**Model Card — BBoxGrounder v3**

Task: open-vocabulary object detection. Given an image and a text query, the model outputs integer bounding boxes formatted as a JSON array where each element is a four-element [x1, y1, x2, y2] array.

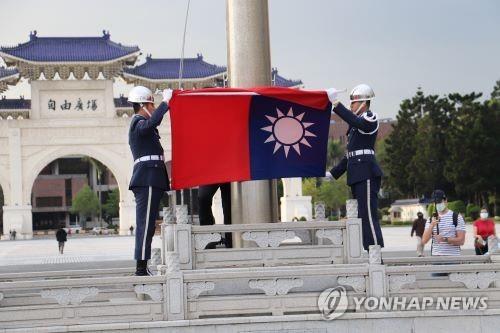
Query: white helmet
[[350, 84, 375, 102], [127, 86, 155, 104]]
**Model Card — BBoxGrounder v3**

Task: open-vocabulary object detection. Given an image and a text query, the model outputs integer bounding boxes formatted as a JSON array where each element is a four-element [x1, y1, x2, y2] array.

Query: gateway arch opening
[[31, 156, 120, 232]]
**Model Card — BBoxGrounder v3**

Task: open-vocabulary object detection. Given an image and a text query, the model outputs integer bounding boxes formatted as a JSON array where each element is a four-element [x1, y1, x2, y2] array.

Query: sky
[[0, 0, 499, 118]]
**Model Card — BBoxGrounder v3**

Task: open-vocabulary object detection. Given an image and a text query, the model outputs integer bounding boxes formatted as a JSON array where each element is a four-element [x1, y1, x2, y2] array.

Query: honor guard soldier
[[326, 84, 384, 251], [128, 86, 172, 276]]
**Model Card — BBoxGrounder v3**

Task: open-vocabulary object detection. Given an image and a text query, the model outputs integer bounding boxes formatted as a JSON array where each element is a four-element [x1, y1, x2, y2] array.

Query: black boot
[[135, 260, 152, 276]]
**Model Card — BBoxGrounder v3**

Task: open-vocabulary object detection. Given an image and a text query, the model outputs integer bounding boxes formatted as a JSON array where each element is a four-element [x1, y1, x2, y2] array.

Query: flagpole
[[226, 0, 279, 247], [177, 0, 191, 216]]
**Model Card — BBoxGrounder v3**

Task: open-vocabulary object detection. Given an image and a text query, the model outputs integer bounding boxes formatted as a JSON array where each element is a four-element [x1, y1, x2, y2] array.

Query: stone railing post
[[345, 199, 363, 263], [163, 252, 185, 320], [368, 245, 387, 297], [161, 206, 193, 270], [175, 205, 193, 270]]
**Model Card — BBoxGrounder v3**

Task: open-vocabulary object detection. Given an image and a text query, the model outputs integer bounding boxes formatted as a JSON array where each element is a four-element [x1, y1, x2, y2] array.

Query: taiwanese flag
[[169, 87, 331, 189]]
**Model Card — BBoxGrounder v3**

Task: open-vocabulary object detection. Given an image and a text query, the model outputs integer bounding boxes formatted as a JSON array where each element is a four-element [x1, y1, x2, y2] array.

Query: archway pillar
[[2, 127, 34, 239], [119, 198, 136, 235], [1, 205, 33, 240]]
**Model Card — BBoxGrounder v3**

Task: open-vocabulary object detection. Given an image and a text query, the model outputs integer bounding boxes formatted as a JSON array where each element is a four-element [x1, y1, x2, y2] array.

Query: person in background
[[422, 190, 466, 256], [411, 212, 426, 257], [473, 208, 496, 255], [198, 183, 232, 249], [56, 228, 68, 254]]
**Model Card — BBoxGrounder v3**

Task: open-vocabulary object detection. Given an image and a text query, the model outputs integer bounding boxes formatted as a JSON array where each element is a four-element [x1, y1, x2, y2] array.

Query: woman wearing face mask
[[472, 208, 496, 255]]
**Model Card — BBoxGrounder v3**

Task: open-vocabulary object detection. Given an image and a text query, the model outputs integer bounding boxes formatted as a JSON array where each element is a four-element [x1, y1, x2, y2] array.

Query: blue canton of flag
[[249, 95, 331, 180]]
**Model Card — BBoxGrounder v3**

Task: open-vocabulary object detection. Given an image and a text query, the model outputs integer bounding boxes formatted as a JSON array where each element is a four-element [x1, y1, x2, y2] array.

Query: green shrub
[[466, 203, 481, 219], [392, 220, 412, 226], [447, 200, 466, 214], [427, 203, 436, 217]]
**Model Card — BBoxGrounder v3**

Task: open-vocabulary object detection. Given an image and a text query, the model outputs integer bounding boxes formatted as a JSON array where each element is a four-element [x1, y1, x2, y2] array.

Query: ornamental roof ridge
[[272, 68, 303, 88], [123, 54, 227, 80], [0, 30, 140, 63], [0, 67, 19, 78]]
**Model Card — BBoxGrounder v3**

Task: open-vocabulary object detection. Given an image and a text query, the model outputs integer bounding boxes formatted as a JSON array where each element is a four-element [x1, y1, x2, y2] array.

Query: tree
[[444, 92, 488, 202], [384, 82, 499, 214], [102, 188, 119, 222], [71, 185, 100, 225], [384, 89, 424, 197], [303, 178, 319, 201], [326, 139, 345, 170], [491, 80, 500, 101], [317, 175, 350, 216], [407, 94, 456, 198], [447, 200, 466, 215], [303, 176, 350, 218], [81, 157, 107, 223]]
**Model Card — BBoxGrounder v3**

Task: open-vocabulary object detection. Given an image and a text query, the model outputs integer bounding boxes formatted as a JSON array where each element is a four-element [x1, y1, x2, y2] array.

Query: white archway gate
[[0, 79, 173, 239]]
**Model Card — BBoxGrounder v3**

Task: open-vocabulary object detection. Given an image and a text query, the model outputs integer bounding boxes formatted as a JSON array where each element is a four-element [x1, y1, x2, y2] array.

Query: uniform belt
[[134, 155, 164, 165], [347, 149, 375, 158]]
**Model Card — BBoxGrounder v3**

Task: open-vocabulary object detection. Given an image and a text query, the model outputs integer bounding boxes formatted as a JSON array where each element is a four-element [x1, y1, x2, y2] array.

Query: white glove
[[325, 88, 341, 105], [325, 171, 333, 180], [162, 88, 173, 103]]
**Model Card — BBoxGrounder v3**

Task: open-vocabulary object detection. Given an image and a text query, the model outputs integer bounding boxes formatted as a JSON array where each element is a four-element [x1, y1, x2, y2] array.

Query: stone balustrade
[[2, 200, 500, 331], [160, 218, 365, 270]]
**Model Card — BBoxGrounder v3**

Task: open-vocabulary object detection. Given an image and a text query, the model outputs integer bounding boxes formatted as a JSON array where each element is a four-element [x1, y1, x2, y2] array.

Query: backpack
[[452, 211, 459, 227]]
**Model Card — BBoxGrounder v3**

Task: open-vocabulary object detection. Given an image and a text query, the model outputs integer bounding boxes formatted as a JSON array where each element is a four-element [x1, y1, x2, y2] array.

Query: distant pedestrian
[[9, 230, 12, 240], [56, 228, 67, 254], [129, 225, 134, 236], [11, 229, 16, 240], [473, 208, 496, 255], [411, 212, 426, 257]]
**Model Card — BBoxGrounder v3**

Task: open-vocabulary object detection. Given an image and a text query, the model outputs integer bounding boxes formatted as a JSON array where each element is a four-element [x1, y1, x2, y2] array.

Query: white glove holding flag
[[325, 171, 333, 180], [325, 88, 344, 106], [162, 88, 173, 104]]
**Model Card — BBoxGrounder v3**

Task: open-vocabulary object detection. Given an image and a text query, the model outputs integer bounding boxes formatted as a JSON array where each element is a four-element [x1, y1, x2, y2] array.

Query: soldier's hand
[[325, 88, 341, 105], [325, 171, 333, 180], [162, 89, 173, 104]]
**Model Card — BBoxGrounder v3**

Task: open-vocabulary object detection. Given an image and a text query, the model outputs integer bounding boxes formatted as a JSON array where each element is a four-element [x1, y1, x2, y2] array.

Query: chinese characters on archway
[[48, 98, 98, 111]]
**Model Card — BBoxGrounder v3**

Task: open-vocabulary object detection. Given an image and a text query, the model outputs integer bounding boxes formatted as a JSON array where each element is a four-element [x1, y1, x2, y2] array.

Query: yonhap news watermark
[[318, 286, 488, 320]]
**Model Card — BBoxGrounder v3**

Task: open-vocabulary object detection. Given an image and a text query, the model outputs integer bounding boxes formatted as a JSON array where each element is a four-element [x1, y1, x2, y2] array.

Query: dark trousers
[[198, 183, 232, 248], [351, 177, 384, 250], [133, 186, 164, 260], [475, 244, 488, 255], [58, 241, 65, 254]]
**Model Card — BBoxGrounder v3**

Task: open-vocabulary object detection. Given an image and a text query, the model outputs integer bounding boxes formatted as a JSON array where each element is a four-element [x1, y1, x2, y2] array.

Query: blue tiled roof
[[272, 68, 302, 88], [0, 31, 139, 63], [123, 54, 226, 80], [0, 97, 31, 109], [0, 67, 19, 80]]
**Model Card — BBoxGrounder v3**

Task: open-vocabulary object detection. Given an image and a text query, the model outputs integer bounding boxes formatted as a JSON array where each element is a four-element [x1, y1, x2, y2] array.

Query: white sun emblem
[[261, 107, 316, 158]]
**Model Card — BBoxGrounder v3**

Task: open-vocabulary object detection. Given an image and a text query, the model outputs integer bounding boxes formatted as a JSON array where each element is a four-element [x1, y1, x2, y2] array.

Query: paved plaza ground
[[0, 225, 481, 273]]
